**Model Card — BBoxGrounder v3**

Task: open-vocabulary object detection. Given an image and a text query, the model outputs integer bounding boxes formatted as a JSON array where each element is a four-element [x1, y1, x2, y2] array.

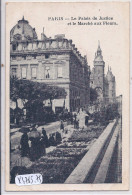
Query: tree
[[10, 77, 67, 105], [10, 77, 20, 109], [90, 87, 98, 104], [10, 77, 67, 123]]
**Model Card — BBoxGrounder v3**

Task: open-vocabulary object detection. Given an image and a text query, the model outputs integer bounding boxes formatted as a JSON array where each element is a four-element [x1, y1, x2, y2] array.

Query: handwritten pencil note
[[15, 174, 43, 186]]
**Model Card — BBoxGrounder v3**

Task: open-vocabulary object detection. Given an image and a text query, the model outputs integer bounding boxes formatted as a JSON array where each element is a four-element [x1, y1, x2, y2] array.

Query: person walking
[[42, 127, 46, 135], [85, 114, 89, 126], [39, 128, 49, 156], [42, 130, 50, 148], [28, 127, 41, 161], [77, 108, 86, 130], [20, 132, 29, 157], [73, 113, 77, 128], [49, 134, 56, 146], [39, 138, 46, 156], [60, 120, 64, 132], [55, 131, 62, 145], [29, 137, 40, 161]]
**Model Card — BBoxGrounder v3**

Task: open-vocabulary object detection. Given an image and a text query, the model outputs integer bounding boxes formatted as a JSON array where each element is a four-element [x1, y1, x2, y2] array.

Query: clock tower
[[93, 41, 105, 102]]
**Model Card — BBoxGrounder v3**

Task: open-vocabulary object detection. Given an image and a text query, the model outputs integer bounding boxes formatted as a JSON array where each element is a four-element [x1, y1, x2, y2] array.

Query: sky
[[6, 2, 129, 96]]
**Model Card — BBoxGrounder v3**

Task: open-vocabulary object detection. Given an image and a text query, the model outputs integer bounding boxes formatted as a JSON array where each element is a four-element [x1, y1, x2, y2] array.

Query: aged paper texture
[[6, 2, 129, 191]]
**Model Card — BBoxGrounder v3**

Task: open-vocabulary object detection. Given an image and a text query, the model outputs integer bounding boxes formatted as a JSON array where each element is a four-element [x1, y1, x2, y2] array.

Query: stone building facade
[[90, 42, 116, 104], [10, 17, 90, 112]]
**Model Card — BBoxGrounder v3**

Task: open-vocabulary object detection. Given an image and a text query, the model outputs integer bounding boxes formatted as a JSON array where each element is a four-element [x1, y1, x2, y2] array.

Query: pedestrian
[[20, 132, 29, 157], [42, 127, 46, 136], [70, 112, 73, 125], [77, 108, 86, 130], [39, 137, 46, 156], [41, 128, 49, 147], [29, 137, 40, 161], [55, 131, 62, 144], [49, 134, 56, 146], [28, 125, 41, 161], [60, 120, 64, 132], [76, 119, 79, 129], [85, 114, 89, 126], [73, 113, 77, 128]]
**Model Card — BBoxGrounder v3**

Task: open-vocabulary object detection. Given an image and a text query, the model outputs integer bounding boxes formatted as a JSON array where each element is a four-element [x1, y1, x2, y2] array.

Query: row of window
[[71, 67, 89, 83], [11, 54, 50, 59], [11, 66, 63, 79]]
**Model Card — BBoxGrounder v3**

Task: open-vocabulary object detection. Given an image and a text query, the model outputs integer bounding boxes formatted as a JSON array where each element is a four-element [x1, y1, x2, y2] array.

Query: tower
[[93, 41, 105, 102], [106, 67, 116, 103]]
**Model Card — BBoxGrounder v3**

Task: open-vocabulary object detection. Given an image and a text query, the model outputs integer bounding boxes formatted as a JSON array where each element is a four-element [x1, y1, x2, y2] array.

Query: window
[[21, 67, 27, 79], [45, 54, 49, 59], [12, 68, 17, 77], [45, 67, 50, 78], [12, 56, 16, 60], [57, 67, 63, 78], [31, 67, 37, 79], [27, 35, 32, 41], [14, 33, 22, 41]]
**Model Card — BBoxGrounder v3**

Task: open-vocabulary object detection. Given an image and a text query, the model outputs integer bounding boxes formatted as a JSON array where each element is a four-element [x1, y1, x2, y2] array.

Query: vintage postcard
[[5, 1, 129, 191]]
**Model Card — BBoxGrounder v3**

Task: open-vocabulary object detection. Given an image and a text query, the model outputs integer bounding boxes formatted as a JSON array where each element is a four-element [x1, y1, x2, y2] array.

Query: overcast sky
[[6, 2, 129, 96]]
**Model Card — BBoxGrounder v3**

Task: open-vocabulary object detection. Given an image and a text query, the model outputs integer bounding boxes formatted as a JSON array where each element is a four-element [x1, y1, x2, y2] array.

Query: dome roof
[[10, 16, 38, 42]]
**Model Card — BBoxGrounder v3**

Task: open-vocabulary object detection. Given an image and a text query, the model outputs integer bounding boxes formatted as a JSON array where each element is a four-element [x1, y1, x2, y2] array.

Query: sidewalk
[[10, 121, 62, 134], [11, 120, 93, 134]]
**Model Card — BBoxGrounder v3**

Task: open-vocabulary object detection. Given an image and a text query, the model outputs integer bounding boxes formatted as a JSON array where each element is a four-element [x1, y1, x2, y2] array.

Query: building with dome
[[90, 42, 116, 104], [10, 16, 38, 42], [10, 17, 91, 112]]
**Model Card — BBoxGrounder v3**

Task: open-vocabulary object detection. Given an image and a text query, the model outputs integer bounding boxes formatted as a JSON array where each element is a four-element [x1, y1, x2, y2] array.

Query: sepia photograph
[[5, 2, 129, 191]]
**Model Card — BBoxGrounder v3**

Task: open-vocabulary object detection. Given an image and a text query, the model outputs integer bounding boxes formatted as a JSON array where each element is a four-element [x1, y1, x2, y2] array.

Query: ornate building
[[10, 17, 90, 112], [90, 42, 116, 104]]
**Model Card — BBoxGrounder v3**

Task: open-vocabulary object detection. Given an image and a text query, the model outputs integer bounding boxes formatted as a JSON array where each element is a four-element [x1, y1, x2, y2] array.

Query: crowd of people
[[19, 108, 89, 161], [20, 125, 62, 161]]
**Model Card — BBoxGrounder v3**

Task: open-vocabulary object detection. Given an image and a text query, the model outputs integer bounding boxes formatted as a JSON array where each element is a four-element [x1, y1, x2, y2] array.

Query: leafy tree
[[10, 77, 67, 123], [10, 77, 66, 105], [10, 77, 20, 108], [10, 77, 35, 107], [93, 103, 120, 125]]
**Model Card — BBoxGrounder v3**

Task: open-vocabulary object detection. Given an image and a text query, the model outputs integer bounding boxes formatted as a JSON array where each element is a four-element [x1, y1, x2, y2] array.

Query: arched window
[[14, 34, 22, 41]]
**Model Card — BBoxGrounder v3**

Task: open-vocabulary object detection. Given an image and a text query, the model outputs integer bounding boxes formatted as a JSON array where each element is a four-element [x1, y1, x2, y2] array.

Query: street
[[11, 121, 67, 150]]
